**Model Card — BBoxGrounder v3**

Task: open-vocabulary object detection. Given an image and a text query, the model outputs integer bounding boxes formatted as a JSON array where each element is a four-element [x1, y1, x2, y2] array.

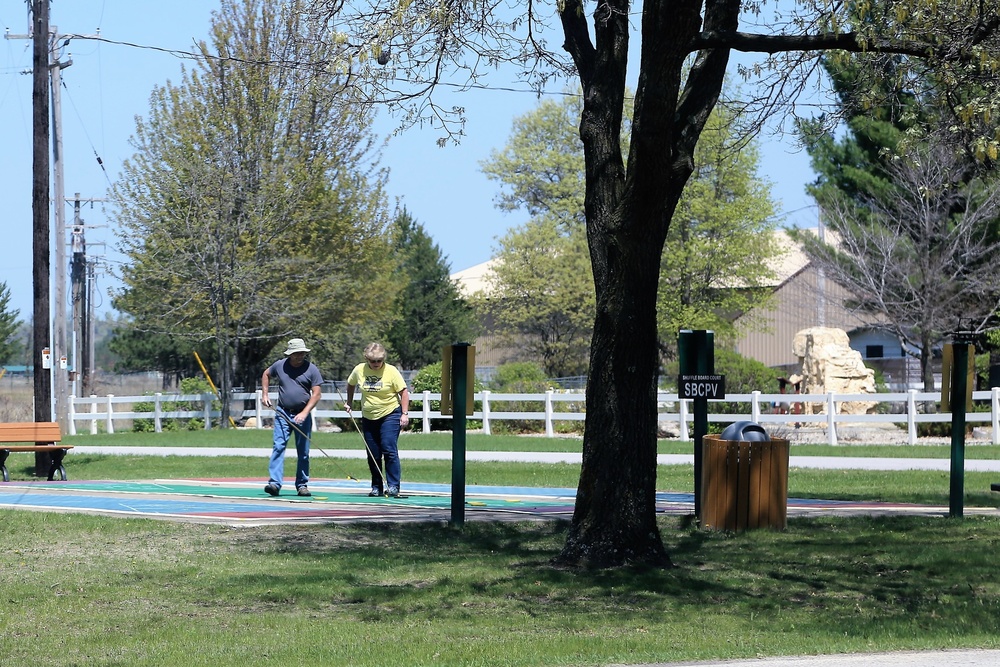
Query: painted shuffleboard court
[[3, 477, 996, 525]]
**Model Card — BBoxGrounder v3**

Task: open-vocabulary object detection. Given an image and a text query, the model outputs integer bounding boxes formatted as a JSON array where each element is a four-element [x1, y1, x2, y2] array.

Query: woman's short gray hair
[[364, 342, 386, 362]]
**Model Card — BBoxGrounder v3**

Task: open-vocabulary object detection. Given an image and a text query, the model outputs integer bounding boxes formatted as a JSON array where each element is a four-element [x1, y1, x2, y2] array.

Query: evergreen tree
[[384, 210, 478, 369], [108, 326, 207, 389], [0, 282, 22, 365]]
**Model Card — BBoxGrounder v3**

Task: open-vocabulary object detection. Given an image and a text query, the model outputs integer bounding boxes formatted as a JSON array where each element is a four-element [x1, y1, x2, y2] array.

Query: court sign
[[678, 374, 726, 399]]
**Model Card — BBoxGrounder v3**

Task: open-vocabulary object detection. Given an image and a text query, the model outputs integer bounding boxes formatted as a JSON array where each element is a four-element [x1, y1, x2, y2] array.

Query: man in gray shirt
[[261, 338, 323, 497]]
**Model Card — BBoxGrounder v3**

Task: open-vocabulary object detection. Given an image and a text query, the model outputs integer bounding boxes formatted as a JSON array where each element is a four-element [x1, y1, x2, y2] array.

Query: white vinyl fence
[[68, 388, 1000, 446]]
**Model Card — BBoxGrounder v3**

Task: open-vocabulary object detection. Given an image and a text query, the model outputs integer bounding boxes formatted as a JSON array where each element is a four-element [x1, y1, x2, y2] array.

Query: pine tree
[[385, 210, 478, 370], [0, 282, 22, 365]]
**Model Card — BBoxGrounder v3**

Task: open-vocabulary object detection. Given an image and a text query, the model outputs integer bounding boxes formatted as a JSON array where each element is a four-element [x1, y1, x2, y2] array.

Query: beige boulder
[[792, 327, 877, 415]]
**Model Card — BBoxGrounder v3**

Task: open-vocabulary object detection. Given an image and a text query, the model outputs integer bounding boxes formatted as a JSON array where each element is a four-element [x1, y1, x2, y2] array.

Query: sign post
[[441, 343, 475, 527], [677, 329, 721, 520], [942, 338, 976, 518]]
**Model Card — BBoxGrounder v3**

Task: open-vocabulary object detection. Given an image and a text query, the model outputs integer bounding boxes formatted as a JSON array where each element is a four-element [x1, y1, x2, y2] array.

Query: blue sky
[[0, 0, 817, 321]]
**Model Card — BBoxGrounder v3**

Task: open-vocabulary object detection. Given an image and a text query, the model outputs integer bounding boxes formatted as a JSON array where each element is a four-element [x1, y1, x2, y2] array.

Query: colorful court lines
[[1, 478, 994, 525]]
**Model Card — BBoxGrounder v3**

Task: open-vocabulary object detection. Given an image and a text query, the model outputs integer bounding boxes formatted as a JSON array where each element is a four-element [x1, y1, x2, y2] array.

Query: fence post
[[908, 389, 918, 445], [90, 394, 98, 435], [203, 393, 212, 430], [154, 392, 163, 433], [679, 399, 689, 441], [545, 389, 554, 437], [255, 390, 263, 429], [826, 392, 837, 446], [106, 394, 115, 435], [422, 390, 431, 434], [481, 390, 491, 435], [992, 387, 1000, 446], [751, 390, 761, 422], [68, 394, 77, 436]]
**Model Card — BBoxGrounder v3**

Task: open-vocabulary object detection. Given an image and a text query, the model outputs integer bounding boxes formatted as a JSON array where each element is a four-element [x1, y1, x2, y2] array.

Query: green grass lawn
[[3, 431, 1000, 665], [2, 512, 999, 666]]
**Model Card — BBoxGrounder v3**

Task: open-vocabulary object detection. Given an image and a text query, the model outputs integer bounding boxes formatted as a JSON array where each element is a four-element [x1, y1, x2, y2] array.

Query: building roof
[[451, 258, 500, 297], [768, 229, 812, 286]]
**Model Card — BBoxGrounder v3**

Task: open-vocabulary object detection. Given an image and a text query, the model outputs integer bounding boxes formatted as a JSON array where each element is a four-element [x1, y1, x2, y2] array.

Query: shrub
[[489, 362, 550, 434], [131, 377, 218, 432], [491, 362, 548, 392]]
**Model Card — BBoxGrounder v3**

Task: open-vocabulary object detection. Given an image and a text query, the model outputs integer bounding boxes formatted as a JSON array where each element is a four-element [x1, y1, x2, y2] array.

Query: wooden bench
[[0, 422, 73, 482]]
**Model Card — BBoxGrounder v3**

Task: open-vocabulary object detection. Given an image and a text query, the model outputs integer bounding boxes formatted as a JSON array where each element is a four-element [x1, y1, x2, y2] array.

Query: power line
[[60, 83, 112, 185], [66, 34, 838, 110]]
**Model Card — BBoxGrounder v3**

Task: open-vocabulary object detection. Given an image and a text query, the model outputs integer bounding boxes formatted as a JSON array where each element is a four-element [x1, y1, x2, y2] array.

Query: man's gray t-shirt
[[267, 359, 323, 413]]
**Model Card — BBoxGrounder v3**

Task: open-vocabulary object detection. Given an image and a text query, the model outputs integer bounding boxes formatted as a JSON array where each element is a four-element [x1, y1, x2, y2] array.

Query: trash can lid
[[719, 420, 771, 442]]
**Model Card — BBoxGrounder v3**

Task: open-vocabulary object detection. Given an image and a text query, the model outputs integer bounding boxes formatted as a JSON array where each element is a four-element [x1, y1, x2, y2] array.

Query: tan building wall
[[469, 332, 521, 368], [733, 266, 869, 368]]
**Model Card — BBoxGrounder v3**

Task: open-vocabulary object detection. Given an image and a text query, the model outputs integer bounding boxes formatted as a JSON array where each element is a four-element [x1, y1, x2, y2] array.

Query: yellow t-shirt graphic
[[348, 362, 408, 420]]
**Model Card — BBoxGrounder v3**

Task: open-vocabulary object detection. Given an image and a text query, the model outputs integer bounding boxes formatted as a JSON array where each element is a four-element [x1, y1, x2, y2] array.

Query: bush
[[489, 362, 551, 434], [131, 377, 218, 432], [490, 362, 548, 392]]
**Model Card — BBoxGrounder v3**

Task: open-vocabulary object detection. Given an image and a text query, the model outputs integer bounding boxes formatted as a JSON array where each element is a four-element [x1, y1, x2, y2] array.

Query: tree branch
[[558, 0, 596, 84], [693, 30, 938, 59]]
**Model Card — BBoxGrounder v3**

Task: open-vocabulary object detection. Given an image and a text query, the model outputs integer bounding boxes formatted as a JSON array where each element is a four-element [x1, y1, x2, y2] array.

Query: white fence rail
[[68, 388, 1000, 446]]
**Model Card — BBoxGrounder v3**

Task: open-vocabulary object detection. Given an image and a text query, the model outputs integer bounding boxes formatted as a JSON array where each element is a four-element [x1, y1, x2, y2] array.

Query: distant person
[[786, 373, 804, 428], [261, 338, 323, 497], [345, 342, 410, 498]]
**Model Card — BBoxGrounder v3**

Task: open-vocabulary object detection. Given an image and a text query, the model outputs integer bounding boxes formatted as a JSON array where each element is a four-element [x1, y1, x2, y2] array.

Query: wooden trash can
[[700, 434, 790, 532]]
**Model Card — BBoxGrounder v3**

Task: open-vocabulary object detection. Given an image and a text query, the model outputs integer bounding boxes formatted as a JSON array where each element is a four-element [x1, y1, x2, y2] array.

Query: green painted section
[[38, 481, 554, 510]]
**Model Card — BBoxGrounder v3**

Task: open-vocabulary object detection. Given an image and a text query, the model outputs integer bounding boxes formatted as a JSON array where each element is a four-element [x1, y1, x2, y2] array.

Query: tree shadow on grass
[[210, 514, 1000, 638]]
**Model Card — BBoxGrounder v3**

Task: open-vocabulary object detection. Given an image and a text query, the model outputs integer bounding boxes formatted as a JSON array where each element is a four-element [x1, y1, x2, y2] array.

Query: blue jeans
[[362, 408, 401, 491], [268, 407, 311, 489]]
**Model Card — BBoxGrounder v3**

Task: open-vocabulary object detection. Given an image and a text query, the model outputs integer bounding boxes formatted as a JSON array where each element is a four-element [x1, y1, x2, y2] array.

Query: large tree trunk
[[555, 0, 733, 568], [557, 211, 674, 568]]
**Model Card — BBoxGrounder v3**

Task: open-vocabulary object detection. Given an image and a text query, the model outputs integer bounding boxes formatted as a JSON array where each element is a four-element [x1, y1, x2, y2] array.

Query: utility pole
[[50, 26, 70, 432], [30, 0, 53, 476], [70, 194, 107, 398], [9, 5, 97, 441], [70, 215, 87, 395]]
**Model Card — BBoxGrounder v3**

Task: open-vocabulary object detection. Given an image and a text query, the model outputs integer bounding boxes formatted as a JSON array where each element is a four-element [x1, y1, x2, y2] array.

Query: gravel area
[[778, 423, 995, 446]]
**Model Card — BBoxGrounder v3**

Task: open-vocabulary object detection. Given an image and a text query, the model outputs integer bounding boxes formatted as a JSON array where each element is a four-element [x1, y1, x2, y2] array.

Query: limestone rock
[[658, 418, 682, 439], [791, 327, 877, 415]]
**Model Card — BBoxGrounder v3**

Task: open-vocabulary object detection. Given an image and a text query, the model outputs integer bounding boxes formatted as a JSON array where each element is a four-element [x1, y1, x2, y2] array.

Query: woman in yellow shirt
[[345, 342, 410, 497]]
